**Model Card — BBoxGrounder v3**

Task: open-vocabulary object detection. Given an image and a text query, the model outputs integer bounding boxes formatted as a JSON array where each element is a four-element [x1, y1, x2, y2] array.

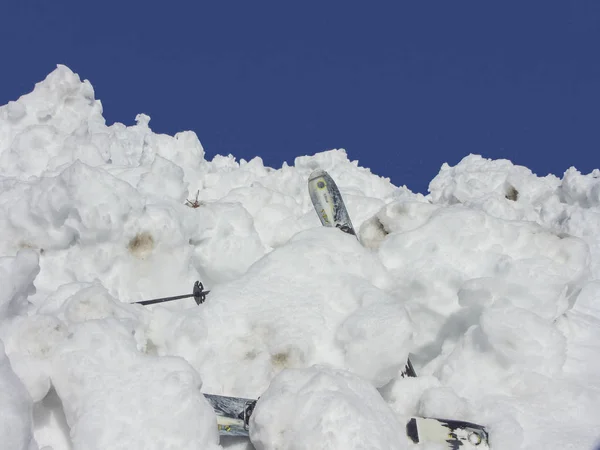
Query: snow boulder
[[249, 365, 408, 450]]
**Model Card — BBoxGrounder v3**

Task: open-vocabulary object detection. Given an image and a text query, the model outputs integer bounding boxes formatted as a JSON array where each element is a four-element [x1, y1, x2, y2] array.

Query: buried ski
[[204, 393, 490, 449], [204, 393, 255, 436], [308, 169, 357, 235], [406, 417, 490, 449], [308, 169, 417, 378]]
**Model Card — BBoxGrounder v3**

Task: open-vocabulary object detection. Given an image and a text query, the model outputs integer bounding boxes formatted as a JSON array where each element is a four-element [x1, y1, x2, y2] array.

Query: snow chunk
[[189, 201, 267, 283], [219, 183, 300, 247], [51, 319, 220, 450], [0, 341, 37, 450], [250, 365, 408, 450], [480, 304, 567, 375], [3, 161, 143, 253], [0, 65, 105, 179], [435, 303, 568, 395], [379, 375, 441, 417], [6, 100, 26, 122], [5, 314, 67, 402], [360, 201, 439, 249], [429, 154, 561, 221], [137, 155, 188, 202], [417, 386, 468, 419], [0, 250, 39, 319], [559, 166, 600, 208], [336, 299, 412, 386], [379, 206, 588, 319]]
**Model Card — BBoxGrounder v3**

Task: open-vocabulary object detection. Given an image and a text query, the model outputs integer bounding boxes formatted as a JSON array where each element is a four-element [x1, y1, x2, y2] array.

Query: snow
[[249, 365, 408, 450], [0, 65, 599, 450], [0, 340, 37, 450], [51, 320, 220, 450]]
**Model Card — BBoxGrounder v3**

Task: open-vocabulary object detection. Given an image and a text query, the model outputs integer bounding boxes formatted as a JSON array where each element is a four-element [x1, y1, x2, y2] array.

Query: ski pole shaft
[[134, 281, 210, 306], [136, 293, 196, 305]]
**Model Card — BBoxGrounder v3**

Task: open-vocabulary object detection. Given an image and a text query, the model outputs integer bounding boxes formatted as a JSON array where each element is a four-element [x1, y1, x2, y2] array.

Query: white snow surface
[[0, 65, 599, 450]]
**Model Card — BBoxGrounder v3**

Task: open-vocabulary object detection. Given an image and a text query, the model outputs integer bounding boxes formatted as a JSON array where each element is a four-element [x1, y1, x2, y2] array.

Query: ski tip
[[308, 168, 328, 181], [406, 418, 419, 443]]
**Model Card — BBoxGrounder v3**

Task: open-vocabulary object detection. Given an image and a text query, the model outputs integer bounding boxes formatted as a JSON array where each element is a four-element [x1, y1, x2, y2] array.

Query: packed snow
[[0, 65, 599, 450]]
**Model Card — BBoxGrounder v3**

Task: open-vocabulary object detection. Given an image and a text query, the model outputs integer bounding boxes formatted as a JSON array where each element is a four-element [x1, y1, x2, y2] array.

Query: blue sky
[[2, 1, 599, 193]]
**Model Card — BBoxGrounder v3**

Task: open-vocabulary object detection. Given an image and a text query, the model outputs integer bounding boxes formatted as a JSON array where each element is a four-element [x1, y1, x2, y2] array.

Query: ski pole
[[134, 281, 210, 306]]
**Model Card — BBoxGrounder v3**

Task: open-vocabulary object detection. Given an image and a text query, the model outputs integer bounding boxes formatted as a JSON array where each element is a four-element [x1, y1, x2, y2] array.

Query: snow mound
[[165, 228, 412, 397], [250, 365, 409, 450]]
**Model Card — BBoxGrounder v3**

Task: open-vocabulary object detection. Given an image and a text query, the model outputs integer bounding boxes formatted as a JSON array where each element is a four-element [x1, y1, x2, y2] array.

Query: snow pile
[[0, 65, 600, 450], [168, 227, 412, 398]]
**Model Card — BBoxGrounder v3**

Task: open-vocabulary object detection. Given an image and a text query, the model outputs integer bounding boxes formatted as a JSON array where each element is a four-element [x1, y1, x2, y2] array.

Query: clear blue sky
[[2, 1, 599, 193]]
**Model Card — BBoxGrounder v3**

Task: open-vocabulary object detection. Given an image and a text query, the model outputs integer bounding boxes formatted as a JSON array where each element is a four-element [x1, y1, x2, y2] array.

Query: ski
[[204, 393, 490, 449], [308, 169, 417, 378], [308, 169, 357, 235], [204, 393, 255, 436], [406, 417, 490, 449]]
